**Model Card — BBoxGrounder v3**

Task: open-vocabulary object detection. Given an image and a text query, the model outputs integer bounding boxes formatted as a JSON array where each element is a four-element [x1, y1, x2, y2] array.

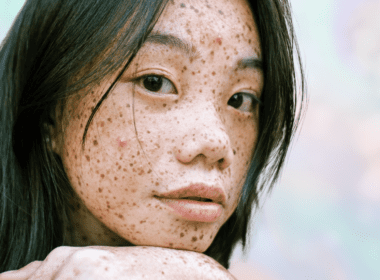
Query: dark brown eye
[[139, 75, 176, 95], [143, 76, 163, 92], [228, 92, 260, 113], [228, 93, 243, 108]]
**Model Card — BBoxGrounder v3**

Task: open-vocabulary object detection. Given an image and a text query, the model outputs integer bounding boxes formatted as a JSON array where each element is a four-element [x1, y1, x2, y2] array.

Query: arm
[[0, 246, 237, 280]]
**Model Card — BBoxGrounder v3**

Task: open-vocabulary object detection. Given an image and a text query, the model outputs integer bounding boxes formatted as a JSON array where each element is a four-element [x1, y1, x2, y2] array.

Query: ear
[[47, 102, 64, 157]]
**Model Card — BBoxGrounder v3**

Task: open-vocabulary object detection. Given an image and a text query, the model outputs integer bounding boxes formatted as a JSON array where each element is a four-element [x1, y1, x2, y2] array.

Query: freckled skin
[[52, 0, 263, 252]]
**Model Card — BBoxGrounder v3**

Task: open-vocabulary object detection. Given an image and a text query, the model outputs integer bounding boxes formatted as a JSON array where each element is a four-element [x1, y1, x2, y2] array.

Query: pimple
[[117, 137, 128, 147], [214, 37, 222, 45]]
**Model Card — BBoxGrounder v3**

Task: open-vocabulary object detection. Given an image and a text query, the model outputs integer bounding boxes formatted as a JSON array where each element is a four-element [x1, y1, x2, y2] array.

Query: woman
[[0, 0, 306, 278]]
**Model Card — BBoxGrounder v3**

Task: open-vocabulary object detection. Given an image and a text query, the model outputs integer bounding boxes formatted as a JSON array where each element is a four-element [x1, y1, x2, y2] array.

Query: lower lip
[[157, 198, 223, 223]]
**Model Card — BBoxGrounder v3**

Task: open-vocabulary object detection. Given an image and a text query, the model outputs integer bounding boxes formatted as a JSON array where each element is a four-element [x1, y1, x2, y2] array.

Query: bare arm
[[0, 246, 237, 280]]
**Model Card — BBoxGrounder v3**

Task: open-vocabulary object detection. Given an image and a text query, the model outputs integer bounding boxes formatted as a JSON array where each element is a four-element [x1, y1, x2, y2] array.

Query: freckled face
[[55, 0, 263, 252]]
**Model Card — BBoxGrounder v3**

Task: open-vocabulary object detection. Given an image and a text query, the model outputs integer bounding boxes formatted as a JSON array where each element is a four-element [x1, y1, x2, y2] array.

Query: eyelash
[[134, 74, 261, 113]]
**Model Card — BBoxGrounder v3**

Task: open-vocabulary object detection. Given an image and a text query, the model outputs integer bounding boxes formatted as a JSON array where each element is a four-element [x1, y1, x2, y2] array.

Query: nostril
[[218, 158, 224, 164]]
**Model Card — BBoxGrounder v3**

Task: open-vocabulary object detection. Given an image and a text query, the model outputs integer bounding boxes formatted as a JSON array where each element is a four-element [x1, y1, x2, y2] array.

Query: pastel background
[[1, 0, 379, 279]]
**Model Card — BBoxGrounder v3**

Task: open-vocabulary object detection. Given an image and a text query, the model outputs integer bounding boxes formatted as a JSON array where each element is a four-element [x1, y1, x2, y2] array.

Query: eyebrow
[[145, 31, 200, 59], [144, 31, 263, 71]]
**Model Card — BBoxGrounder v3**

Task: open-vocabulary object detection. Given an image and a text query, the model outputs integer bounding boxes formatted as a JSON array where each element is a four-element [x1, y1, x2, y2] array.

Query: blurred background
[[1, 0, 379, 279]]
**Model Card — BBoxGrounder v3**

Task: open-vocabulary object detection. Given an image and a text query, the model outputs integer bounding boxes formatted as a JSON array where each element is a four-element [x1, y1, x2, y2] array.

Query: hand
[[0, 246, 237, 279]]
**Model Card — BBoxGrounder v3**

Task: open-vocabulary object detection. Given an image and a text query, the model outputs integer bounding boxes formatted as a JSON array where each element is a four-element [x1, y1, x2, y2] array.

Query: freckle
[[192, 71, 195, 75], [107, 118, 112, 123], [133, 202, 136, 206], [118, 214, 124, 219], [100, 121, 105, 127], [212, 71, 216, 76], [101, 174, 105, 178], [175, 100, 178, 104], [114, 177, 118, 181], [119, 113, 123, 117], [155, 182, 159, 186], [147, 169, 152, 173], [218, 10, 224, 15], [233, 149, 236, 155], [200, 234, 204, 240], [180, 232, 184, 237], [85, 155, 90, 161], [98, 188, 103, 193], [126, 104, 130, 108], [191, 236, 197, 242], [163, 104, 167, 107], [131, 189, 136, 193]]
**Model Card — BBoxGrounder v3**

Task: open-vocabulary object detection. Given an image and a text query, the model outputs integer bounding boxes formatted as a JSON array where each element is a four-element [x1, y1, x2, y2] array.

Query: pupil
[[228, 93, 243, 108], [143, 76, 162, 92]]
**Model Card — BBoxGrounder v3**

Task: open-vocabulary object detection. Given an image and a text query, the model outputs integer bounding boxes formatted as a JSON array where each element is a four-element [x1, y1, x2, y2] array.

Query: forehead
[[153, 0, 261, 56]]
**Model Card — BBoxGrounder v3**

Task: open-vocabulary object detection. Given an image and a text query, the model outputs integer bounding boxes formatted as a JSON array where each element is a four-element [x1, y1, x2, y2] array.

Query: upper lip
[[156, 183, 227, 206]]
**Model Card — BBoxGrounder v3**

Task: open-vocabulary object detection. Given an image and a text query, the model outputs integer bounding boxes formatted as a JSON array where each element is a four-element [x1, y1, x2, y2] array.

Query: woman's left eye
[[137, 75, 176, 95], [228, 92, 261, 113]]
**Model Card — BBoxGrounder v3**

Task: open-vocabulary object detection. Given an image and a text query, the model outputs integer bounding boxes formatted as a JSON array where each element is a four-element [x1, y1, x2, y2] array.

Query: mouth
[[154, 183, 226, 223], [157, 183, 227, 206], [182, 197, 214, 202]]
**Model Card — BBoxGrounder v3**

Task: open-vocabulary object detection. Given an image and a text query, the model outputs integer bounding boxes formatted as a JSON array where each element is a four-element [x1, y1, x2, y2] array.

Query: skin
[[51, 0, 263, 253]]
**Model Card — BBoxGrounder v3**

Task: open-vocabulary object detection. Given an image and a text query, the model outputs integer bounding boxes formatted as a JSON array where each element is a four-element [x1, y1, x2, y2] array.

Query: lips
[[156, 183, 227, 206]]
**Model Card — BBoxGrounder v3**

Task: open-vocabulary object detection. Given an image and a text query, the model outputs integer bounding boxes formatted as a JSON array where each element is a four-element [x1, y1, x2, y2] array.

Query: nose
[[174, 108, 234, 170]]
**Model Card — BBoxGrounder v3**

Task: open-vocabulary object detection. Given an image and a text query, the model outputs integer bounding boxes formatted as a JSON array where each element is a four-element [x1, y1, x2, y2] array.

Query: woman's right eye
[[137, 75, 176, 95]]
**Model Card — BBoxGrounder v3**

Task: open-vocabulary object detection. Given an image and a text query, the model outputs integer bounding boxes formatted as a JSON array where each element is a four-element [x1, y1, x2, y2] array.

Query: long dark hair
[[0, 0, 306, 272]]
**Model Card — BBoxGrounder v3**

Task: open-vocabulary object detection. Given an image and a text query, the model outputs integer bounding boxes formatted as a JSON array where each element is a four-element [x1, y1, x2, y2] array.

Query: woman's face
[[53, 0, 263, 252]]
